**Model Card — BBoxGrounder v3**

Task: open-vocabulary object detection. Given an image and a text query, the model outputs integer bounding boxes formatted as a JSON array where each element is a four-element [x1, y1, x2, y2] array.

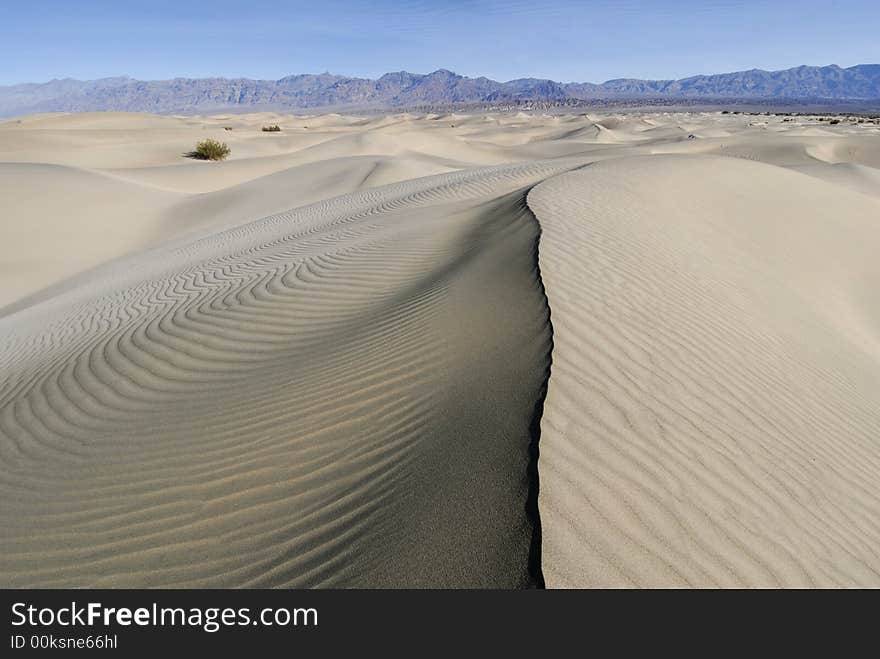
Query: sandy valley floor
[[1, 110, 879, 586]]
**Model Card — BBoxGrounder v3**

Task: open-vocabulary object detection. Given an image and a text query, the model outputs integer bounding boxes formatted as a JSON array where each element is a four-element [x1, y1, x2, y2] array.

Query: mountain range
[[2, 64, 878, 117]]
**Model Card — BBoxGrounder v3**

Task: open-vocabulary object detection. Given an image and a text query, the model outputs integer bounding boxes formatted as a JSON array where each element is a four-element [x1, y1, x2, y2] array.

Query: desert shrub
[[262, 124, 282, 132], [829, 119, 840, 125], [191, 138, 230, 160]]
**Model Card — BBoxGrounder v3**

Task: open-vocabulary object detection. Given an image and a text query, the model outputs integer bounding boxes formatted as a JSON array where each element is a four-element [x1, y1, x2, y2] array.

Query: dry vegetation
[[189, 138, 231, 160]]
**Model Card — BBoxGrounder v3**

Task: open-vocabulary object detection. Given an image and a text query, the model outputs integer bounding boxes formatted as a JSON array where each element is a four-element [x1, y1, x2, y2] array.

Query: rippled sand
[[2, 110, 879, 586]]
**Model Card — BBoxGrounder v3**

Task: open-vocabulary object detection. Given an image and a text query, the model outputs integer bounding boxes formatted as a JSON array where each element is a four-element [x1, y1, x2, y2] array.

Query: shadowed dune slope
[[530, 155, 880, 587], [0, 159, 586, 587]]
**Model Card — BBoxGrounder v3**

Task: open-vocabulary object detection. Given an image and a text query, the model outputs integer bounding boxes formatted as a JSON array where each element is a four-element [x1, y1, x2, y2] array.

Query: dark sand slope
[[530, 155, 880, 587], [0, 159, 585, 587]]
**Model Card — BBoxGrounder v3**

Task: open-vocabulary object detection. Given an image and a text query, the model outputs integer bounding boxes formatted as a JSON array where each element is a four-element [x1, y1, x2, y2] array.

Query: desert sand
[[1, 110, 879, 587]]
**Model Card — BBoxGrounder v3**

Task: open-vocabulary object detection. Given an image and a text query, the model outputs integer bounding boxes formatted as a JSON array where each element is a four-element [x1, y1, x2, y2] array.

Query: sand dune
[[0, 157, 588, 587], [1, 110, 879, 587], [531, 156, 880, 587], [0, 163, 185, 308]]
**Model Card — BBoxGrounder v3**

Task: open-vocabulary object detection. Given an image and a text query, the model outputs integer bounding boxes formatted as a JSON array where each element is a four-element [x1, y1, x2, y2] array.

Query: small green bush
[[262, 124, 282, 132], [191, 138, 230, 161]]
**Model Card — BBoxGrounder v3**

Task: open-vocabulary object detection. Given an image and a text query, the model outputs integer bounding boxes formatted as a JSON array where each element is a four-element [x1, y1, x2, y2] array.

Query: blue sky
[[2, 0, 877, 85]]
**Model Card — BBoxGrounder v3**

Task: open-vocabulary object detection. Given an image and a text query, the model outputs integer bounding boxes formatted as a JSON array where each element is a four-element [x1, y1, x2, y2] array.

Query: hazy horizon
[[2, 0, 878, 86]]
